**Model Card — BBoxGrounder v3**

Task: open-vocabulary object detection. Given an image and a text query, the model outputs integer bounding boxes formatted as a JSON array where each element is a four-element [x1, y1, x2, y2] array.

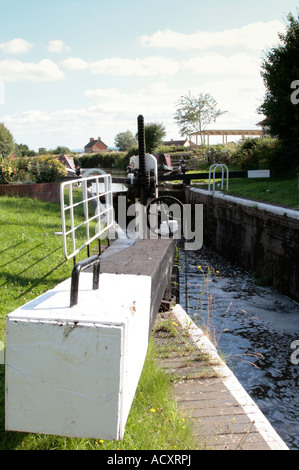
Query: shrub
[[75, 152, 129, 170], [28, 156, 67, 182], [0, 155, 67, 184], [220, 137, 282, 171]]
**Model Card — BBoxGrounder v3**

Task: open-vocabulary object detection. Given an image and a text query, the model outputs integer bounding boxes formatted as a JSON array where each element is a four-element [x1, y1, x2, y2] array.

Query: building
[[84, 137, 108, 154], [163, 138, 191, 147], [56, 154, 76, 170]]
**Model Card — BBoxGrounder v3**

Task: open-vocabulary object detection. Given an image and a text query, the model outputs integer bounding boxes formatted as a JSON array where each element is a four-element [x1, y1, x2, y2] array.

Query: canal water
[[178, 245, 299, 450]]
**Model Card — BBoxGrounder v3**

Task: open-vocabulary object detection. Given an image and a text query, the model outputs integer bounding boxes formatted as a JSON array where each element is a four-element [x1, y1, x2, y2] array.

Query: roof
[[57, 154, 76, 170], [84, 138, 108, 150], [163, 139, 188, 146]]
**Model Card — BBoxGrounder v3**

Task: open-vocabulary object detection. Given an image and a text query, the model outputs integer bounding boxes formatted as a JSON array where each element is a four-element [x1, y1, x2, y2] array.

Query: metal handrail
[[208, 163, 229, 192], [60, 173, 114, 261]]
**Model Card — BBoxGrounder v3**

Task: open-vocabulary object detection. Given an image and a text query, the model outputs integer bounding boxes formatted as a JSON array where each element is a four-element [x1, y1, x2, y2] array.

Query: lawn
[[191, 173, 299, 208], [0, 195, 199, 450], [227, 176, 299, 208]]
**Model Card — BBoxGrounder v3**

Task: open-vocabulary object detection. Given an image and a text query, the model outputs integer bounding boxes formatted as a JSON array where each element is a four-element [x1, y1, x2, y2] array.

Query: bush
[[0, 155, 67, 184], [219, 137, 282, 171], [29, 156, 67, 183], [76, 152, 129, 170]]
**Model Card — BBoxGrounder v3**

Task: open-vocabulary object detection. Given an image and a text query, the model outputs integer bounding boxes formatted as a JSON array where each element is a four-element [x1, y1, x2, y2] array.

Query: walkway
[[153, 305, 288, 451]]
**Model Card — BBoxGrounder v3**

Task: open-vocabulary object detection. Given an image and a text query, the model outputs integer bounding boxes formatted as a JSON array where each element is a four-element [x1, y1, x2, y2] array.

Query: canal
[[178, 245, 299, 450]]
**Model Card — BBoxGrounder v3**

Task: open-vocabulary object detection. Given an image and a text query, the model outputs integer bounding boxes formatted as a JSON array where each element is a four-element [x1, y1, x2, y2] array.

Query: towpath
[[153, 305, 288, 451]]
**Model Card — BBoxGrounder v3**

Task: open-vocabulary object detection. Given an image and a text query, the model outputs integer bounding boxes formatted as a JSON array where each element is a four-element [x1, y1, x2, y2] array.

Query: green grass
[[191, 174, 299, 208], [0, 195, 199, 450], [227, 176, 299, 208], [0, 197, 73, 341]]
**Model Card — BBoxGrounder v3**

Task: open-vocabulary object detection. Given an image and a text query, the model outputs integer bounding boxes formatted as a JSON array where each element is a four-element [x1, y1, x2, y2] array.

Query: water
[[179, 245, 299, 450]]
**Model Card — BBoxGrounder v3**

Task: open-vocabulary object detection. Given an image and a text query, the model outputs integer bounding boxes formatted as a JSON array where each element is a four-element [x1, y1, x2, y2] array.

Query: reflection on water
[[179, 246, 299, 450]]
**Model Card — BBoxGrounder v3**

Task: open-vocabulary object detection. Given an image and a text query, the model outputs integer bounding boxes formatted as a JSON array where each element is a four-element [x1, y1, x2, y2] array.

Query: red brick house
[[84, 137, 108, 153]]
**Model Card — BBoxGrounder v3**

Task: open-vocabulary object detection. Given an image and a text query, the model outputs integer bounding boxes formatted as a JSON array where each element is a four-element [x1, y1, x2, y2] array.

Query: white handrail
[[208, 163, 229, 192], [60, 173, 114, 260]]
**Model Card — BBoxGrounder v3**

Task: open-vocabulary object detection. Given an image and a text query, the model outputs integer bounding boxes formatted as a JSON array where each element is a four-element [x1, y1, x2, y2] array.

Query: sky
[[0, 0, 298, 151]]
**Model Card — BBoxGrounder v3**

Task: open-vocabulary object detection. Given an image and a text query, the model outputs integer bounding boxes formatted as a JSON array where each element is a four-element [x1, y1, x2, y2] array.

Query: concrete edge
[[171, 304, 289, 451]]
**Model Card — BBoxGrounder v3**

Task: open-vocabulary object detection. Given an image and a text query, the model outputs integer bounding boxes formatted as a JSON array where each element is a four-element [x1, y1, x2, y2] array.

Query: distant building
[[256, 119, 270, 136], [163, 138, 192, 147], [84, 137, 108, 153], [56, 154, 76, 170]]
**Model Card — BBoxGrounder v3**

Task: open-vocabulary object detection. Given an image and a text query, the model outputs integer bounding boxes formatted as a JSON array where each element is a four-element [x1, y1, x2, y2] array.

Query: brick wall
[[0, 182, 60, 203], [186, 188, 299, 302]]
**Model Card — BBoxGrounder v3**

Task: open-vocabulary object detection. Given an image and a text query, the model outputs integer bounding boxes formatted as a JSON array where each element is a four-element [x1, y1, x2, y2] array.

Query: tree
[[53, 145, 71, 155], [174, 91, 226, 145], [136, 122, 166, 153], [0, 123, 14, 158], [114, 130, 137, 151], [15, 143, 36, 157], [258, 12, 299, 149]]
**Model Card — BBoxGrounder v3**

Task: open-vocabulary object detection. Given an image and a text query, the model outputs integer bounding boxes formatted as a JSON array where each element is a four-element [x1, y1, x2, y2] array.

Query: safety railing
[[60, 173, 114, 261], [208, 163, 229, 192]]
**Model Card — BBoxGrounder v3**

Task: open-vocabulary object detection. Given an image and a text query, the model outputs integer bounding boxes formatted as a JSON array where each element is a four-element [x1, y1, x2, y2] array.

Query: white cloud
[[0, 38, 33, 54], [140, 20, 284, 52], [182, 52, 262, 78], [3, 82, 182, 149], [84, 82, 180, 117], [60, 57, 89, 70], [0, 58, 65, 82], [61, 56, 180, 76], [48, 40, 71, 53], [3, 74, 265, 150]]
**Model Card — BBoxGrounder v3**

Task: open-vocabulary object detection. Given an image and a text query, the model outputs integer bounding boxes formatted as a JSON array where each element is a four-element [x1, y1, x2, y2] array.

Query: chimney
[[98, 137, 101, 141], [90, 137, 94, 141]]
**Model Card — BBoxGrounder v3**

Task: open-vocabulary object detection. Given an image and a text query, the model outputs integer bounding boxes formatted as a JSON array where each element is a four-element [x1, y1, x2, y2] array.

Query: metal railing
[[60, 173, 114, 261], [208, 163, 229, 192]]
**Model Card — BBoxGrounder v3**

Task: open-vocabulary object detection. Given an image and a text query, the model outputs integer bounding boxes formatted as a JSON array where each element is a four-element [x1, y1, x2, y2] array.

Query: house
[[162, 138, 192, 147], [256, 119, 270, 137], [56, 154, 76, 170], [56, 154, 78, 178], [84, 137, 108, 153]]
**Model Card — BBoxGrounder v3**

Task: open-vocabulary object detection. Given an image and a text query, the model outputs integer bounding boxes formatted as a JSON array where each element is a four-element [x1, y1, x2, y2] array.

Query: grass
[[0, 195, 199, 450], [227, 176, 299, 208], [191, 173, 299, 208]]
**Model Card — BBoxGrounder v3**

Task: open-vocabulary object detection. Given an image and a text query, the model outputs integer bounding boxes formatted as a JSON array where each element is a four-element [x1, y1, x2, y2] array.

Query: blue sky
[[0, 0, 298, 150]]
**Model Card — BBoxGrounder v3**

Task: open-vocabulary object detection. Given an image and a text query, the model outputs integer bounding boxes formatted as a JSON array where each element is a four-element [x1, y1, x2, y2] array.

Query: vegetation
[[174, 91, 226, 145], [74, 151, 129, 171], [258, 12, 299, 173], [114, 130, 137, 151], [139, 122, 166, 154], [0, 155, 67, 184], [227, 176, 299, 208], [0, 123, 14, 159]]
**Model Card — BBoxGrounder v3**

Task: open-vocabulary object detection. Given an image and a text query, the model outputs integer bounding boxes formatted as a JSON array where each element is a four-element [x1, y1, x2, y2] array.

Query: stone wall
[[186, 187, 299, 302], [0, 182, 60, 203]]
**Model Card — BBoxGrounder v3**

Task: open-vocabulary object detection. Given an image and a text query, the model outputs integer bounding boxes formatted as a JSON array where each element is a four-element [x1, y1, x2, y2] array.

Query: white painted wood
[[247, 170, 270, 178], [5, 271, 152, 440]]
